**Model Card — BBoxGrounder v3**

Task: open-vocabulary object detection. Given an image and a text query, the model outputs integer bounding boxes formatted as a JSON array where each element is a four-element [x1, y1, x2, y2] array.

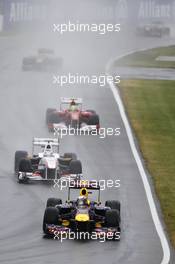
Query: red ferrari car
[[46, 98, 100, 133]]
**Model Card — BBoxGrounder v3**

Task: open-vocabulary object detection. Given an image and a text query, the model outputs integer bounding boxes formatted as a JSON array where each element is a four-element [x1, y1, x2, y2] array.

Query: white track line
[[107, 49, 171, 264]]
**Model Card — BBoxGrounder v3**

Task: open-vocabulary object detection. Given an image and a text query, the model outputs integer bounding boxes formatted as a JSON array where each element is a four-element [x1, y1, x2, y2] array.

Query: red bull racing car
[[43, 180, 121, 240]]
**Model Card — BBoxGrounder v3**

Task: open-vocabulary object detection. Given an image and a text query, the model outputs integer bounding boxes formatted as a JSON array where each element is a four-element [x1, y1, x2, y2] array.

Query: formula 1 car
[[22, 49, 63, 71], [136, 21, 170, 37], [46, 98, 100, 133], [14, 138, 82, 183], [43, 180, 121, 240]]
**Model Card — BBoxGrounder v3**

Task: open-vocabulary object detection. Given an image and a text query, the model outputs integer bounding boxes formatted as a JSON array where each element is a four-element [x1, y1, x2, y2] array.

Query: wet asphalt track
[[0, 18, 175, 264]]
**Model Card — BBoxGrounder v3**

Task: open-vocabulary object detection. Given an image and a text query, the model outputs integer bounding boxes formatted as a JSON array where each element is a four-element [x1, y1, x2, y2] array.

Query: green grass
[[119, 79, 175, 247], [116, 46, 175, 68]]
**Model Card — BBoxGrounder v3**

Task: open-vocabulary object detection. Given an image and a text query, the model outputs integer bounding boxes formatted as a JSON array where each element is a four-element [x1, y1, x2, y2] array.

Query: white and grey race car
[[14, 138, 82, 183]]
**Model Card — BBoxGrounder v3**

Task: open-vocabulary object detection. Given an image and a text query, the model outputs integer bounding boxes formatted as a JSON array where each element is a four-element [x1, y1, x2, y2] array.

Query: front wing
[[18, 171, 82, 182], [45, 224, 120, 240]]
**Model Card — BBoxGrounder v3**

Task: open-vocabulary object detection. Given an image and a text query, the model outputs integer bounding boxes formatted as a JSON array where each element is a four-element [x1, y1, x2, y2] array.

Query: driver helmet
[[44, 144, 53, 155], [69, 99, 78, 111]]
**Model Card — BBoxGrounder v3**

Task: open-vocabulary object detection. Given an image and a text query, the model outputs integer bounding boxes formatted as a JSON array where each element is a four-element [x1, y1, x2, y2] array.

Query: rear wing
[[60, 97, 83, 104], [38, 48, 54, 55], [32, 137, 60, 153], [69, 180, 100, 190], [33, 137, 59, 146]]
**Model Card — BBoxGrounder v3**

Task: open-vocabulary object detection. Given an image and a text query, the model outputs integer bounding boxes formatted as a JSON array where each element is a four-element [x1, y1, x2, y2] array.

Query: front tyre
[[43, 207, 59, 234], [14, 151, 28, 173]]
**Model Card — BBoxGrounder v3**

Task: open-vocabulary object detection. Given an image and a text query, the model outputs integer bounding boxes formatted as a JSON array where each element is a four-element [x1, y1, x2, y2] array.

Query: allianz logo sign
[[115, 0, 172, 20], [9, 2, 47, 22], [138, 1, 171, 18]]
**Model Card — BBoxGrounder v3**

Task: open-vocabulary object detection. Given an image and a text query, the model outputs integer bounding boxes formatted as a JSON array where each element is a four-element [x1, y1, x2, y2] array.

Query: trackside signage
[[2, 0, 47, 30], [1, 0, 175, 31]]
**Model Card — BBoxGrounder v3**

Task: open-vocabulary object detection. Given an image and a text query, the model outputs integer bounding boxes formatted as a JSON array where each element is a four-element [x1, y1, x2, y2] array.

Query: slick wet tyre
[[43, 207, 59, 234], [64, 153, 77, 160], [86, 109, 96, 114], [46, 108, 56, 124], [46, 198, 62, 207], [47, 112, 62, 124], [14, 151, 28, 173], [19, 159, 33, 173], [88, 114, 100, 126], [105, 209, 120, 228], [105, 200, 120, 212]]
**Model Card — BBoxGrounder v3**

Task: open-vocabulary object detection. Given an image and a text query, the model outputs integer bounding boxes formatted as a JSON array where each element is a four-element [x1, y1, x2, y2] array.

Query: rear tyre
[[22, 57, 35, 71], [14, 151, 28, 173], [46, 198, 62, 207], [69, 160, 82, 174], [43, 207, 59, 234], [47, 112, 62, 124], [105, 200, 120, 212], [19, 159, 33, 172], [105, 209, 120, 228], [63, 153, 77, 160], [86, 109, 96, 114], [88, 114, 100, 126]]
